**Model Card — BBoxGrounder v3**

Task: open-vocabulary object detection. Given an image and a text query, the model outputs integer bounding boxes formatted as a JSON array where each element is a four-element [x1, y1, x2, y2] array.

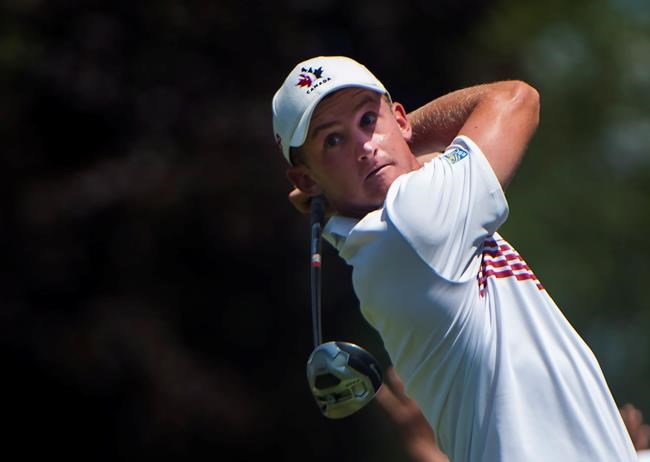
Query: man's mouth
[[365, 163, 390, 181]]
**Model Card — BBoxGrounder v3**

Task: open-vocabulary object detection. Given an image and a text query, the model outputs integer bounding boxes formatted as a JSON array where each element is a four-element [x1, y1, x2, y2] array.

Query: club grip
[[310, 196, 325, 348], [310, 196, 326, 227]]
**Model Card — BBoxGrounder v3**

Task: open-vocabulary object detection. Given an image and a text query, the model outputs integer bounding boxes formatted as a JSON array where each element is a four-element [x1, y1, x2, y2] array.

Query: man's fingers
[[288, 188, 311, 214], [288, 188, 335, 216], [621, 403, 643, 430]]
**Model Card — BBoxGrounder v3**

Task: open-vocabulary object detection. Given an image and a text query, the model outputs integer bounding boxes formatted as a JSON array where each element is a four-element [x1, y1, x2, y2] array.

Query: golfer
[[272, 55, 637, 461]]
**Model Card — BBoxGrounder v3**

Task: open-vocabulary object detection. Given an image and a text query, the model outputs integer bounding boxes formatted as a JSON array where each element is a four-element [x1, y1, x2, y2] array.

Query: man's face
[[289, 88, 419, 218]]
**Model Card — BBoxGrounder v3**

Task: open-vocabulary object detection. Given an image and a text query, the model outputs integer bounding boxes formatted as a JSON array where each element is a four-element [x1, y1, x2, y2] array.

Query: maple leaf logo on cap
[[297, 74, 312, 87], [296, 66, 324, 88]]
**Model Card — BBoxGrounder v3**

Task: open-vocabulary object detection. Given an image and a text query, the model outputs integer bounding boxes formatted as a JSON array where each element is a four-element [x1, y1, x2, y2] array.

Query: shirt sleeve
[[385, 135, 509, 282]]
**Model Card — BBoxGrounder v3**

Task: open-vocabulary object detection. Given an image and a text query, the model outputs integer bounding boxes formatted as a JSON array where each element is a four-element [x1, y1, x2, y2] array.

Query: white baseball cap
[[272, 56, 390, 164]]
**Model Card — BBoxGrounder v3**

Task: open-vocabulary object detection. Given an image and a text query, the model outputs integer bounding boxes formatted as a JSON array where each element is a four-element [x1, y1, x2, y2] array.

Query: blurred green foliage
[[466, 0, 650, 410]]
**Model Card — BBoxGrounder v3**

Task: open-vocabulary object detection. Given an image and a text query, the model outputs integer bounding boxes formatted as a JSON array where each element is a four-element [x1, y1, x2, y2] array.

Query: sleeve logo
[[443, 146, 469, 164]]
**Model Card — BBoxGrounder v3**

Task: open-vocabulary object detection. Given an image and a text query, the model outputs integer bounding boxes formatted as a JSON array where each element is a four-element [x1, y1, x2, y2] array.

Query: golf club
[[305, 196, 383, 419]]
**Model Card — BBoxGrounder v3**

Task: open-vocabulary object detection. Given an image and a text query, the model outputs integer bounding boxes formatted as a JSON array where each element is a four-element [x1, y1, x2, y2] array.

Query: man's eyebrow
[[309, 94, 378, 140], [352, 94, 377, 114], [309, 120, 338, 140]]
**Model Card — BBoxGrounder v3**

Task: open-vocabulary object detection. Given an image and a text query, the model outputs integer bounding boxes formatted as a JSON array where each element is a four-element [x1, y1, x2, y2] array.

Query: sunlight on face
[[297, 88, 419, 218]]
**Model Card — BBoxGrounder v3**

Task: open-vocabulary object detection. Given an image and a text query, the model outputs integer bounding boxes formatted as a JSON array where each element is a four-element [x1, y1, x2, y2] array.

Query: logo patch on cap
[[296, 66, 332, 94]]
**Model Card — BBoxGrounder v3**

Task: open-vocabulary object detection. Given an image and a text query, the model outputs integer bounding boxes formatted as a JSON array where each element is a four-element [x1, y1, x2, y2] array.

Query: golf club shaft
[[310, 196, 325, 348]]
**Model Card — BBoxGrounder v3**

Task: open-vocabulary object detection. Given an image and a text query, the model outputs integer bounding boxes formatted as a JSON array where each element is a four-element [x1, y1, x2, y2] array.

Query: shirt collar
[[322, 215, 359, 251]]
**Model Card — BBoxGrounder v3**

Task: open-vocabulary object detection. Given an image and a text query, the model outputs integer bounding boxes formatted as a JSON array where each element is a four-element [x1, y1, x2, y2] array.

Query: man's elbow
[[505, 80, 540, 128], [486, 80, 540, 188]]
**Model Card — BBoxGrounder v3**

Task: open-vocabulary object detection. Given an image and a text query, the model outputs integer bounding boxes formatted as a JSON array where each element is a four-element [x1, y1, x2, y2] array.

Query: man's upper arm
[[458, 81, 540, 189], [385, 140, 508, 282]]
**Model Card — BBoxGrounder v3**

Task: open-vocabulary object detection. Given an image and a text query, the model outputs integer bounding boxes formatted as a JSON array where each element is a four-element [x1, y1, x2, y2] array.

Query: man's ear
[[286, 166, 323, 197], [391, 101, 412, 142]]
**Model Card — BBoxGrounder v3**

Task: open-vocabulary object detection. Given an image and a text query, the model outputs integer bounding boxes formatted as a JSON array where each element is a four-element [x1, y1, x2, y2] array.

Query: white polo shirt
[[323, 136, 637, 461]]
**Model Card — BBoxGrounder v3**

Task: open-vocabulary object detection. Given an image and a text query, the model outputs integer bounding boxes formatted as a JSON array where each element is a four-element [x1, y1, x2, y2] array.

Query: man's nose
[[356, 131, 377, 161]]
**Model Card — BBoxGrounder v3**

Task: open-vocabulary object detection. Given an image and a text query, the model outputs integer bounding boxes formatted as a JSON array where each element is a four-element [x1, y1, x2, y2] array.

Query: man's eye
[[324, 133, 342, 148], [361, 112, 377, 127]]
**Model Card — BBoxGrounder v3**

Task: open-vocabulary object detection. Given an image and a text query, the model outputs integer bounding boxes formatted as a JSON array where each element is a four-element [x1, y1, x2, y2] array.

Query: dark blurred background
[[2, 0, 649, 460]]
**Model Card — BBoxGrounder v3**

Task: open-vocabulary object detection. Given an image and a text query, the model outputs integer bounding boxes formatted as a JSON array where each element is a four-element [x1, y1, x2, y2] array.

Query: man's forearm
[[408, 80, 539, 187], [406, 83, 494, 155]]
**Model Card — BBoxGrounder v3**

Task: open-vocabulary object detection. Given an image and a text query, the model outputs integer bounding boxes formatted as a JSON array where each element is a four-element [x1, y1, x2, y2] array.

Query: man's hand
[[620, 403, 650, 451], [288, 188, 311, 215]]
